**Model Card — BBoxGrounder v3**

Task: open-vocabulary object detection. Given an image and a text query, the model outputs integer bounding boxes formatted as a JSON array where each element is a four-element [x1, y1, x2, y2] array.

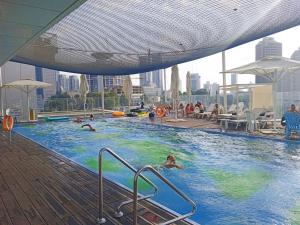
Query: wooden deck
[[0, 132, 197, 225]]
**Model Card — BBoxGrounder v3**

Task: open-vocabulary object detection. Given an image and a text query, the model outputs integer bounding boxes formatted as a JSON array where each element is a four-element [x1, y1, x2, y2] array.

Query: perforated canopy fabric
[[11, 0, 300, 75]]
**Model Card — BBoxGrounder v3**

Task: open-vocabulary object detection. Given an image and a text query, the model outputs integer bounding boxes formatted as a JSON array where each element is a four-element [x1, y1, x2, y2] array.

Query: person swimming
[[162, 154, 183, 169], [81, 124, 96, 131]]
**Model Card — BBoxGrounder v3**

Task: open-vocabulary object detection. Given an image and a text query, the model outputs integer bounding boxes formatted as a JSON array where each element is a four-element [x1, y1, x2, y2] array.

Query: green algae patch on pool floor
[[125, 177, 153, 192], [115, 139, 194, 165], [73, 146, 86, 153], [88, 132, 122, 141], [290, 202, 300, 225], [84, 157, 122, 172], [207, 169, 273, 200], [115, 139, 181, 163]]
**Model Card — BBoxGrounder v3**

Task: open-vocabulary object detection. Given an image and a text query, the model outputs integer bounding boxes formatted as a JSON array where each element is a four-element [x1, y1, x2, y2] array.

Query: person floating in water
[[81, 124, 96, 131], [162, 154, 183, 169]]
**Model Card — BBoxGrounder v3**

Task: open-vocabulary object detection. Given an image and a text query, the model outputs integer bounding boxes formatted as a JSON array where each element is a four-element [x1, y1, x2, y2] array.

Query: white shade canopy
[[222, 56, 300, 82], [222, 56, 300, 129], [8, 0, 300, 75], [4, 79, 51, 93], [80, 74, 89, 112], [122, 76, 133, 100], [3, 79, 51, 121], [171, 65, 180, 100], [80, 75, 89, 98]]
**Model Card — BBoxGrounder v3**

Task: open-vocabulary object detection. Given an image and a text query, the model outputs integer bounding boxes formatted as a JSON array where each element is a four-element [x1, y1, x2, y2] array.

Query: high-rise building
[[231, 73, 237, 85], [103, 75, 123, 89], [191, 73, 201, 91], [57, 74, 69, 93], [35, 68, 59, 109], [203, 81, 210, 93], [69, 75, 79, 92], [140, 69, 163, 89], [210, 83, 219, 97], [86, 75, 99, 93], [152, 69, 163, 88], [139, 72, 152, 87], [255, 37, 282, 83]]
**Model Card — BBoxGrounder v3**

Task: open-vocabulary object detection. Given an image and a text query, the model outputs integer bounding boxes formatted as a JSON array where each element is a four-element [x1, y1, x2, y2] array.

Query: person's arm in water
[[81, 124, 96, 131]]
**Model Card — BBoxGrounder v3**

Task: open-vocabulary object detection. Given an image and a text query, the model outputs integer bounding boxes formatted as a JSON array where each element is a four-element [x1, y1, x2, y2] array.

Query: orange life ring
[[2, 115, 14, 131], [156, 107, 166, 118]]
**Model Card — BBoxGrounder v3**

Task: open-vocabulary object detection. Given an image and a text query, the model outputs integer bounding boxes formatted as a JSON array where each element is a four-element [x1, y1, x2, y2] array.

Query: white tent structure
[[80, 75, 89, 113], [186, 71, 192, 104], [171, 65, 180, 120], [222, 56, 300, 128], [122, 76, 133, 108], [4, 79, 51, 121]]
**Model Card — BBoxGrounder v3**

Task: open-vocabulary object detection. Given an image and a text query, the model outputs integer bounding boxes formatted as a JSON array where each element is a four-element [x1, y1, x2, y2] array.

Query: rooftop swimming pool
[[14, 118, 300, 225]]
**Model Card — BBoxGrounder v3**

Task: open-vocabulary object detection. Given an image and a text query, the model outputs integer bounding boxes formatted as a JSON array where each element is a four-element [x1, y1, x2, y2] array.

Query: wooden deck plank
[[0, 194, 13, 225]]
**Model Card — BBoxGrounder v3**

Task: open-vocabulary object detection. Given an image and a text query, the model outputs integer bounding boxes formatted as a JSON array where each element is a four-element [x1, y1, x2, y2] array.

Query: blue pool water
[[14, 119, 300, 225]]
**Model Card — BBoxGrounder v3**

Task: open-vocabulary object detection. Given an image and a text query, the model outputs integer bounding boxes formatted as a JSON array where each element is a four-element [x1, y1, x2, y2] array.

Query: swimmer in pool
[[81, 124, 96, 131], [162, 154, 183, 169]]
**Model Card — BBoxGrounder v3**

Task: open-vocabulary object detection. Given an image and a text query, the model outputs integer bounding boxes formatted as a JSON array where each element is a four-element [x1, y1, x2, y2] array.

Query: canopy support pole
[[273, 80, 277, 130], [27, 86, 30, 121], [164, 69, 167, 103], [222, 51, 227, 113], [101, 76, 105, 116]]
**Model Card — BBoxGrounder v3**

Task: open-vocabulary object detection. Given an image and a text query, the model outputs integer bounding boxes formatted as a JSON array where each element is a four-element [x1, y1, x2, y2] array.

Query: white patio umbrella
[[4, 79, 51, 121], [186, 71, 192, 104], [80, 74, 89, 113], [171, 65, 179, 119], [122, 76, 132, 108], [222, 56, 300, 128]]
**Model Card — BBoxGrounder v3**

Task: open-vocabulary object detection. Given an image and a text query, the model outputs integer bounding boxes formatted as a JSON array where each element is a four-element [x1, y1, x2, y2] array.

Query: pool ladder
[[97, 147, 196, 225]]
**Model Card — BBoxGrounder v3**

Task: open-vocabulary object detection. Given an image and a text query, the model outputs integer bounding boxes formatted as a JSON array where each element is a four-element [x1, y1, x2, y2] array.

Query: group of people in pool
[[74, 113, 183, 169]]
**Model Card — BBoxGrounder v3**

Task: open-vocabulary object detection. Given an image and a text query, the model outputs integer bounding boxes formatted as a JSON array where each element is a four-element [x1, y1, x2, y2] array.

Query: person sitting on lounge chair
[[284, 104, 300, 139], [208, 104, 223, 120]]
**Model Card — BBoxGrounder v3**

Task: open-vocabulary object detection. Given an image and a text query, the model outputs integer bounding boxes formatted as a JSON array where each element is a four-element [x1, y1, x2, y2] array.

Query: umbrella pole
[[27, 86, 30, 121], [222, 51, 227, 113], [273, 82, 277, 130], [101, 76, 105, 116]]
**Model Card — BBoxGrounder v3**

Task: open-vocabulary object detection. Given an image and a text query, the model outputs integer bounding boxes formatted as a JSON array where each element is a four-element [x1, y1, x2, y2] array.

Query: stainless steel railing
[[97, 147, 158, 224], [133, 165, 197, 225]]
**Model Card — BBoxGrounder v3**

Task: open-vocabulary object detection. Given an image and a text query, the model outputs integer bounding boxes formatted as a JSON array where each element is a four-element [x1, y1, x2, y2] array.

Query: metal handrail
[[97, 147, 158, 224], [133, 165, 197, 225]]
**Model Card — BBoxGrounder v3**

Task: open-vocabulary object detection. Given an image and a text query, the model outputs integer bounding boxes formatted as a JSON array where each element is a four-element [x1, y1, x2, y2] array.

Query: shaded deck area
[[0, 132, 196, 225]]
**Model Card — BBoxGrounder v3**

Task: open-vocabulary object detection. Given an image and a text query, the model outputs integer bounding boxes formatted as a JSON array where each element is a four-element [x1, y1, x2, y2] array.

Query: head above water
[[167, 154, 175, 161]]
